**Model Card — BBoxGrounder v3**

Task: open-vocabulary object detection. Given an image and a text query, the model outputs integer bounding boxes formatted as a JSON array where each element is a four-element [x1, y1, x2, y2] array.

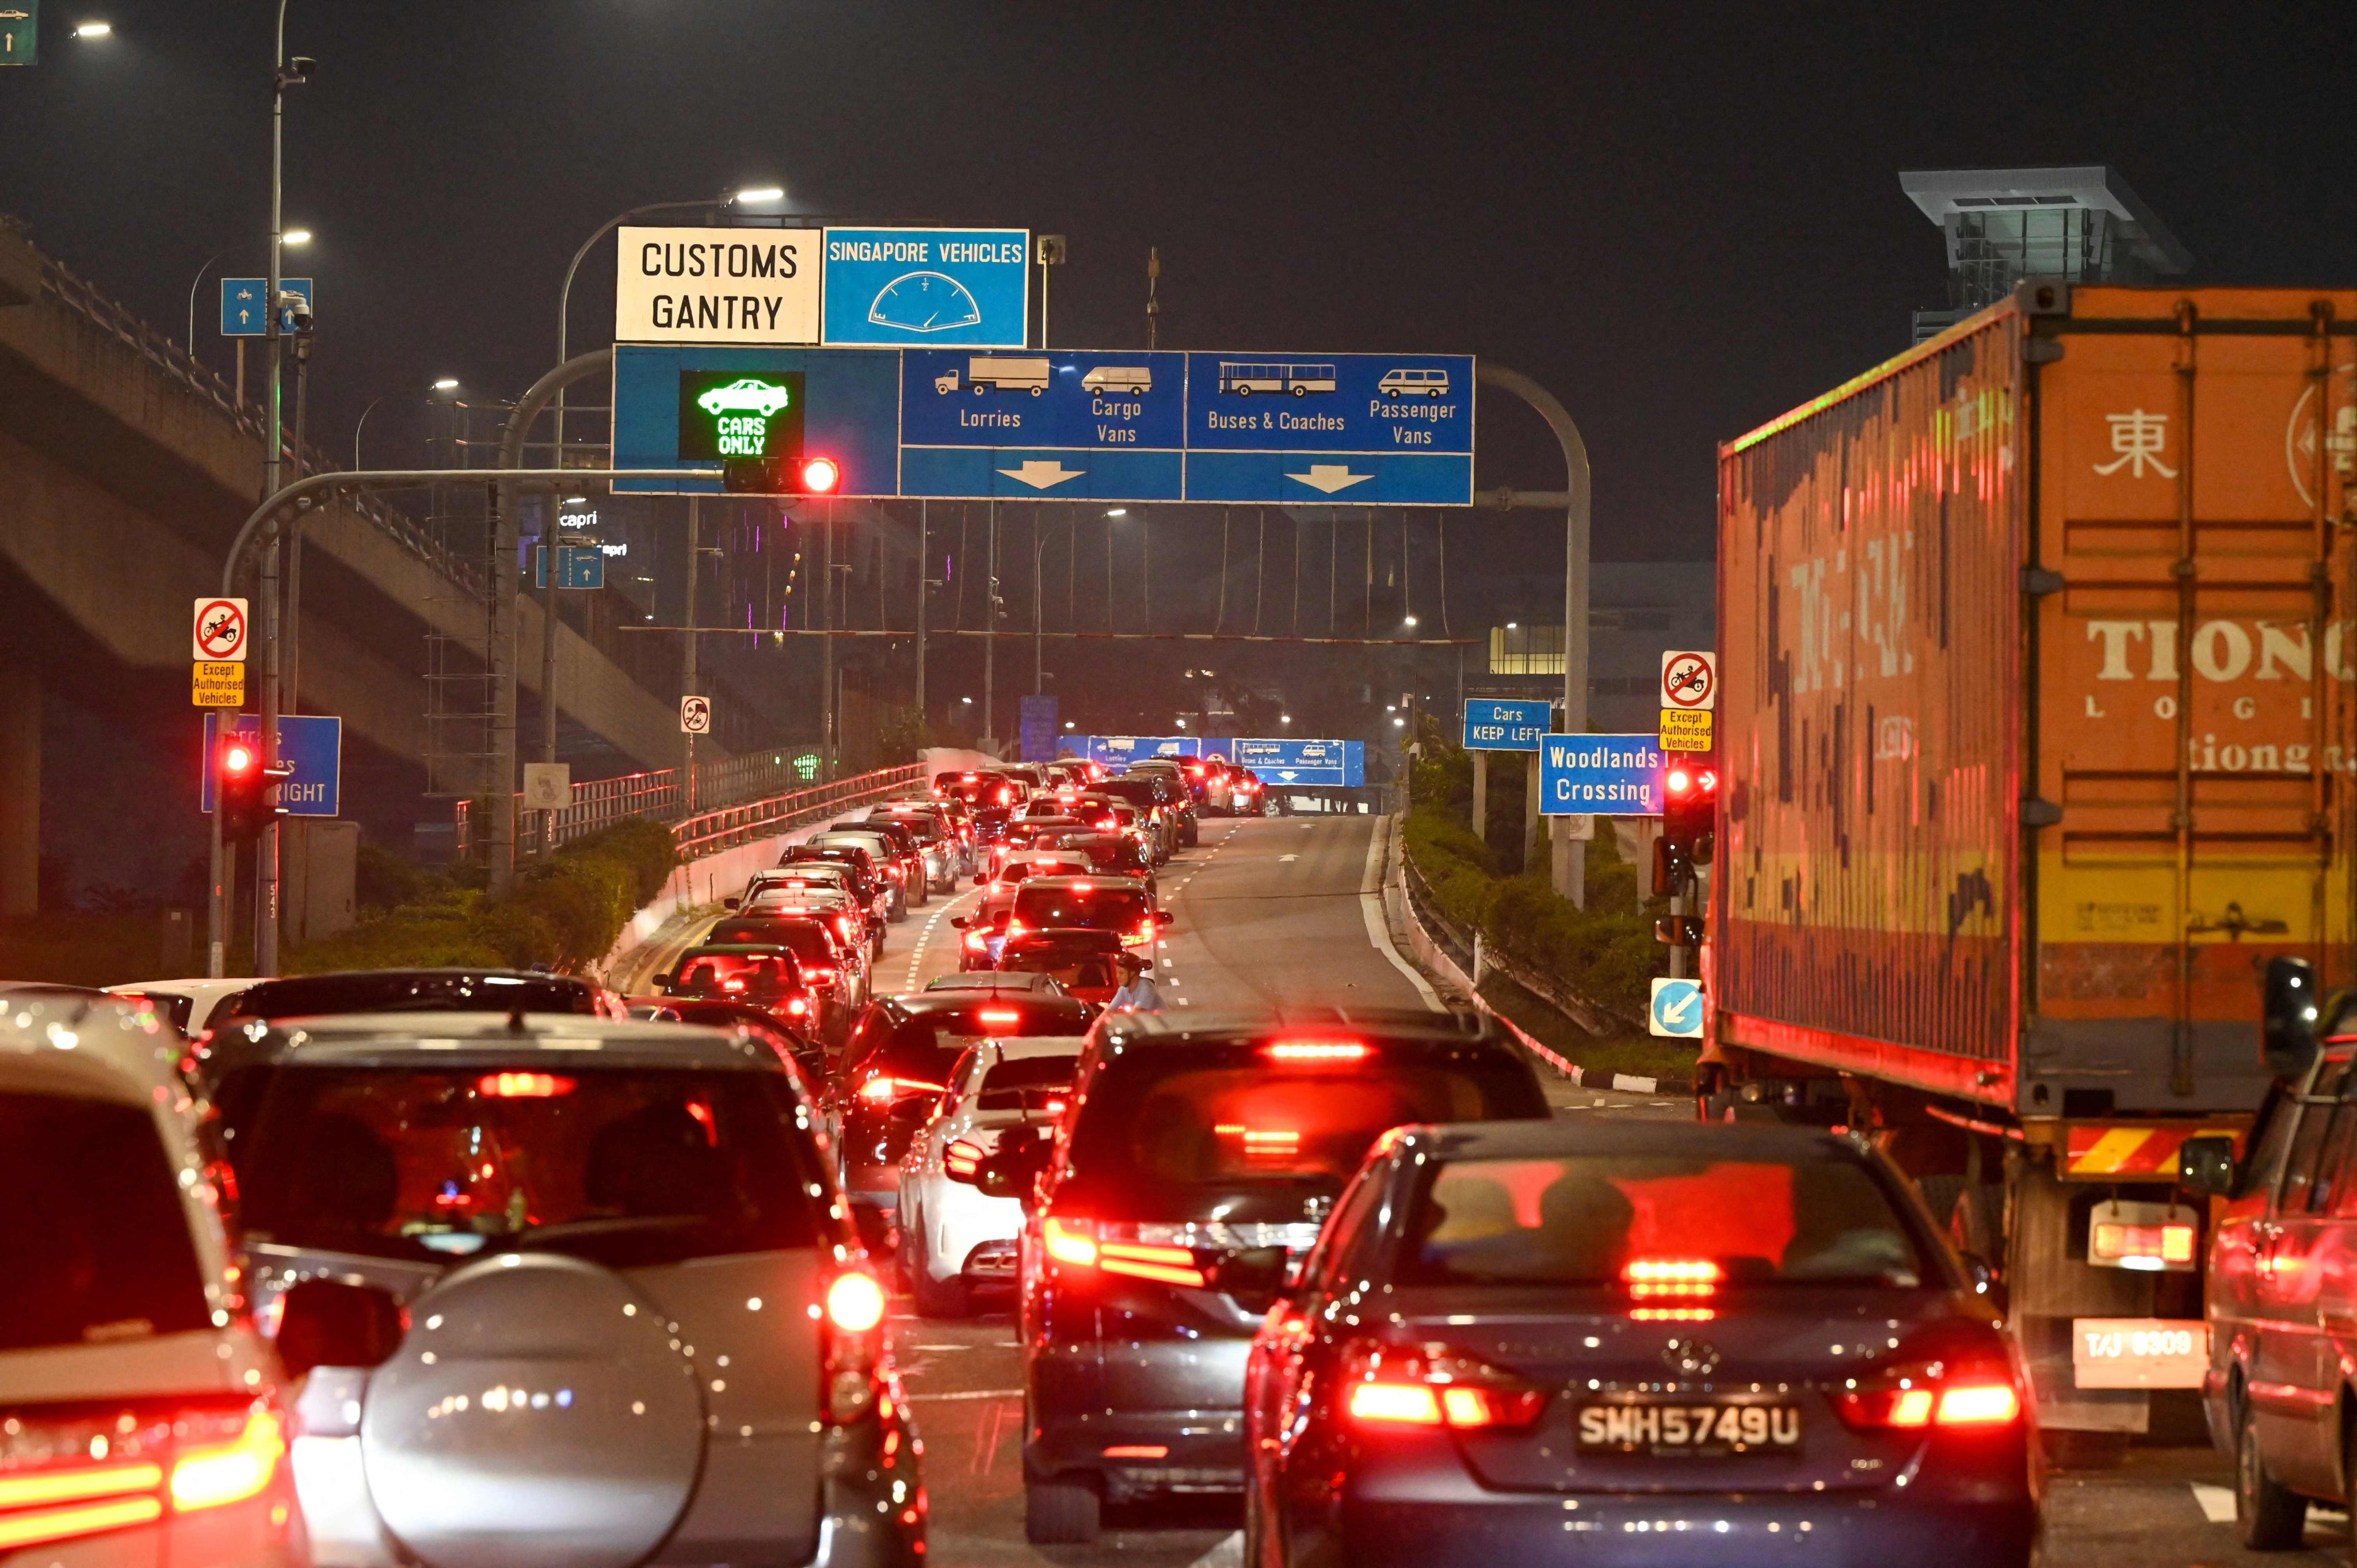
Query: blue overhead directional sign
[[1082, 735, 1201, 768], [1231, 738, 1364, 787], [823, 228, 1029, 348], [535, 544, 605, 590], [1462, 698, 1551, 752], [611, 345, 899, 495], [901, 350, 1186, 500], [1184, 352, 1473, 505], [220, 277, 313, 338], [201, 713, 342, 817], [613, 344, 1477, 504], [1538, 733, 1667, 817]]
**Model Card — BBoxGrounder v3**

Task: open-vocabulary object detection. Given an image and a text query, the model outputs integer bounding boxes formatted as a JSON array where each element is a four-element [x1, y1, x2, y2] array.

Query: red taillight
[[169, 1406, 285, 1511], [944, 1138, 985, 1178], [0, 1401, 286, 1553], [1265, 1038, 1369, 1062], [1039, 1216, 1204, 1285], [1043, 1215, 1098, 1268], [1343, 1344, 1546, 1431], [478, 1071, 573, 1097], [804, 965, 837, 984], [1624, 1258, 1719, 1300], [963, 930, 990, 952], [978, 1006, 1021, 1031], [785, 997, 810, 1017], [722, 976, 747, 993], [858, 1076, 897, 1104], [2091, 1220, 2199, 1268], [826, 1271, 887, 1333], [1833, 1359, 2023, 1431]]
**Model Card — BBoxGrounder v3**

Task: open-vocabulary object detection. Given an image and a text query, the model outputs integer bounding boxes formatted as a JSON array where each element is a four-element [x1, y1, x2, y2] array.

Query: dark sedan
[[1240, 1118, 2038, 1568]]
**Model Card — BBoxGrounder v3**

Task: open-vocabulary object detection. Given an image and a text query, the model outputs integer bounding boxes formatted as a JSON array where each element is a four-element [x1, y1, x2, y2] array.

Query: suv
[[704, 913, 865, 1039], [654, 943, 823, 1037], [0, 994, 303, 1566], [834, 991, 1094, 1243], [213, 1012, 923, 1567], [970, 1009, 1550, 1543]]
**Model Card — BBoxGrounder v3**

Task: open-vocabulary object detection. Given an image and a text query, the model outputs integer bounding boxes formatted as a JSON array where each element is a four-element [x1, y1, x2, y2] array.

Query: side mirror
[[2264, 955, 2324, 1082], [1155, 910, 1175, 927], [1211, 1245, 1290, 1312], [950, 915, 969, 929], [2180, 1134, 2241, 1199], [276, 1278, 405, 1378], [973, 873, 991, 888], [723, 896, 741, 911], [651, 972, 674, 993]]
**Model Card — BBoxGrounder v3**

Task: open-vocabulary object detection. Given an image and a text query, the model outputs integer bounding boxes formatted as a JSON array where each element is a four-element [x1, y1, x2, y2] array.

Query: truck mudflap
[[2058, 1121, 2247, 1180]]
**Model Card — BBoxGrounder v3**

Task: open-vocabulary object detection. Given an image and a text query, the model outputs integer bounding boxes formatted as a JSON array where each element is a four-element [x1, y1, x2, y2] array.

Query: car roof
[[219, 1011, 784, 1072], [0, 992, 190, 1107], [894, 986, 1089, 1015], [1392, 1118, 1871, 1164]]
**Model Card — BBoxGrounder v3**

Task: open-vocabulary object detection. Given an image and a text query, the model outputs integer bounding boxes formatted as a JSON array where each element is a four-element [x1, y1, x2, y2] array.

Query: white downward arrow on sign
[[1286, 464, 1374, 494], [998, 460, 1085, 490], [1662, 988, 1698, 1024]]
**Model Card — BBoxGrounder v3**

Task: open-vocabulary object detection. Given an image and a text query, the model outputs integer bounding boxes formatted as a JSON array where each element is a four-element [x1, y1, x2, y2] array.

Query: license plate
[[1576, 1400, 1803, 1456]]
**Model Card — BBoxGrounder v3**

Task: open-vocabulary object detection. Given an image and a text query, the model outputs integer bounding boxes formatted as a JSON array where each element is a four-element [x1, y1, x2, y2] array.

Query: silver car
[[217, 1011, 924, 1568]]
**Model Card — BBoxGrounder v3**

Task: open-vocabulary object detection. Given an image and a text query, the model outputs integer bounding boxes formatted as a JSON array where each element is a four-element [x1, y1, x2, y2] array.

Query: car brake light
[[978, 1006, 1021, 1031], [1044, 1097, 1067, 1115], [785, 997, 810, 1017], [1005, 919, 1026, 936], [479, 1072, 573, 1097], [1039, 1216, 1205, 1287], [964, 930, 990, 952], [825, 1271, 887, 1334], [944, 1138, 986, 1178], [0, 1400, 288, 1552], [1265, 1039, 1370, 1062], [722, 976, 747, 992], [168, 1406, 286, 1510], [2090, 1219, 2199, 1270], [858, 1077, 897, 1104], [1624, 1258, 1720, 1299], [1833, 1363, 2022, 1430], [1044, 1215, 1098, 1267], [1342, 1344, 1546, 1430]]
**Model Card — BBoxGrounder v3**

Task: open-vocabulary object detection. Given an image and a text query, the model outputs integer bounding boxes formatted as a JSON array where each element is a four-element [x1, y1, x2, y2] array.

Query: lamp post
[[537, 186, 790, 844], [350, 395, 382, 471]]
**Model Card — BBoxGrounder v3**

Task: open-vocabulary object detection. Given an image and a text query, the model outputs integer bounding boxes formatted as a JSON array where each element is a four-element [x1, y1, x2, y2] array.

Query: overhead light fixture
[[432, 377, 460, 391], [960, 696, 974, 705], [1505, 621, 1518, 630], [1281, 714, 1292, 723], [74, 20, 110, 36], [281, 228, 313, 246], [1063, 721, 1075, 730], [1175, 718, 1188, 729], [1403, 615, 1419, 628], [1106, 508, 1127, 518], [733, 185, 786, 204]]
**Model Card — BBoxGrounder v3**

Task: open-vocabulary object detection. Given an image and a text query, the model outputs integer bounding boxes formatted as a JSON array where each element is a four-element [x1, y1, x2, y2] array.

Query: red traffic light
[[1665, 766, 1718, 798], [222, 742, 257, 774], [800, 456, 840, 493]]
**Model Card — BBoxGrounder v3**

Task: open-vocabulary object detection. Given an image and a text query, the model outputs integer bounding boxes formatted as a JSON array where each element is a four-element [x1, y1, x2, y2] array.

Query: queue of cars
[[9, 766, 2047, 1568]]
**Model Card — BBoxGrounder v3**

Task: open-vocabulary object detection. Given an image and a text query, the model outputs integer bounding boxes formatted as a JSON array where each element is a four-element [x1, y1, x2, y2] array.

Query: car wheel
[[2237, 1399, 2306, 1549], [1025, 1474, 1101, 1544]]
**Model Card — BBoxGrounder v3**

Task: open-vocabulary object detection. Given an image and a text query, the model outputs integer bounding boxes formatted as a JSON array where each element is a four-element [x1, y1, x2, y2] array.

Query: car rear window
[[978, 1056, 1078, 1111], [2, 1091, 212, 1351], [218, 972, 597, 1023], [1403, 1153, 1925, 1289], [853, 1003, 1090, 1085], [1000, 948, 1120, 991], [1062, 1048, 1544, 1211], [707, 920, 833, 959], [672, 950, 805, 999], [1013, 884, 1152, 932], [234, 1067, 827, 1267]]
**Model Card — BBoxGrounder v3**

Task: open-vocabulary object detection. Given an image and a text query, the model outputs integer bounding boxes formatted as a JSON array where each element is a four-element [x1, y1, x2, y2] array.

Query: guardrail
[[453, 746, 836, 858], [673, 765, 925, 859], [1398, 840, 1642, 1035]]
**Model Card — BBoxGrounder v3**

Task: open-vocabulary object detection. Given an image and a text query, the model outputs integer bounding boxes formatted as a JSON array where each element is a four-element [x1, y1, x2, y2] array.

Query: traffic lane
[[1158, 814, 1429, 1013], [2041, 1446, 2347, 1565]]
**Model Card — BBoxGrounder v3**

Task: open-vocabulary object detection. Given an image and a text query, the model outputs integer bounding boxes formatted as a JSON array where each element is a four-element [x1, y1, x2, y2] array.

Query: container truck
[[1706, 281, 2357, 1444]]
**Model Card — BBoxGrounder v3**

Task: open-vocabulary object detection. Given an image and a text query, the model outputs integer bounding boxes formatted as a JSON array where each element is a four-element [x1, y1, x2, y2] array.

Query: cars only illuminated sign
[[615, 226, 821, 345], [678, 371, 804, 463]]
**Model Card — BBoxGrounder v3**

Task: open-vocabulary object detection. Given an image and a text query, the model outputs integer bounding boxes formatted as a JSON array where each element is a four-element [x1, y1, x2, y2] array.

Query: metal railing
[[673, 765, 925, 859], [453, 747, 880, 859]]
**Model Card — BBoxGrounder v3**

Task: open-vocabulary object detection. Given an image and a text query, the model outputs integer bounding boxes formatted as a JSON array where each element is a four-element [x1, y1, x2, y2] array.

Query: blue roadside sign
[[1231, 738, 1363, 787], [822, 228, 1030, 348], [1650, 977, 1705, 1039], [533, 544, 605, 590], [220, 277, 313, 338], [201, 713, 341, 817], [1537, 733, 1666, 817], [1081, 735, 1202, 768], [1462, 697, 1551, 752]]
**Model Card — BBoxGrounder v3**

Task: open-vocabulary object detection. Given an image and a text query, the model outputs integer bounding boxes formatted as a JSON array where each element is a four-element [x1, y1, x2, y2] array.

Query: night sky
[[6, 1, 2351, 571]]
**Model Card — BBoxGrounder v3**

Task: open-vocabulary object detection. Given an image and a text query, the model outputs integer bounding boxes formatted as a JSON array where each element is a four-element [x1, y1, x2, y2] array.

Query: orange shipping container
[[1713, 284, 2357, 1117]]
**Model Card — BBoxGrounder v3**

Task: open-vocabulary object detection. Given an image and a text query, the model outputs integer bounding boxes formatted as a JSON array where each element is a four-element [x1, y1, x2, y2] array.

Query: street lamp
[[351, 395, 382, 470], [186, 227, 307, 358], [73, 21, 110, 36], [432, 377, 459, 391]]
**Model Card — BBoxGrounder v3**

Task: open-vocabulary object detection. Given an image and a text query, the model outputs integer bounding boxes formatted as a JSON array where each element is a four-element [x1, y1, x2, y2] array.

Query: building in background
[[1479, 562, 1714, 733]]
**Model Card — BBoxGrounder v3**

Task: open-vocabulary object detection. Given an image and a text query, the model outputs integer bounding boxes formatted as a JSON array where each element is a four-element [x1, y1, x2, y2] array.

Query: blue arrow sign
[[1462, 698, 1551, 752], [1229, 738, 1364, 787], [534, 544, 605, 590], [1538, 733, 1667, 816], [200, 713, 341, 817], [220, 277, 313, 338], [1650, 977, 1704, 1039]]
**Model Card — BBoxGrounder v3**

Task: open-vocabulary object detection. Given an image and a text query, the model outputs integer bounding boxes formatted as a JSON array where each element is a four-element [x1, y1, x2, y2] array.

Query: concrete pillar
[[0, 669, 35, 915]]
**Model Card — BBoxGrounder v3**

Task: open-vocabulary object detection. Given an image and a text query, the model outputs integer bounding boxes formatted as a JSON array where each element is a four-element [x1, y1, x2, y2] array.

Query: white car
[[897, 1037, 1084, 1317], [106, 976, 260, 1037], [0, 992, 303, 1566]]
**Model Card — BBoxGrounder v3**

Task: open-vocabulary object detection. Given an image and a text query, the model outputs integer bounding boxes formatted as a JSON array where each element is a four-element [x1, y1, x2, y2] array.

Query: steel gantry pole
[[1474, 363, 1593, 907], [252, 1, 300, 975]]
